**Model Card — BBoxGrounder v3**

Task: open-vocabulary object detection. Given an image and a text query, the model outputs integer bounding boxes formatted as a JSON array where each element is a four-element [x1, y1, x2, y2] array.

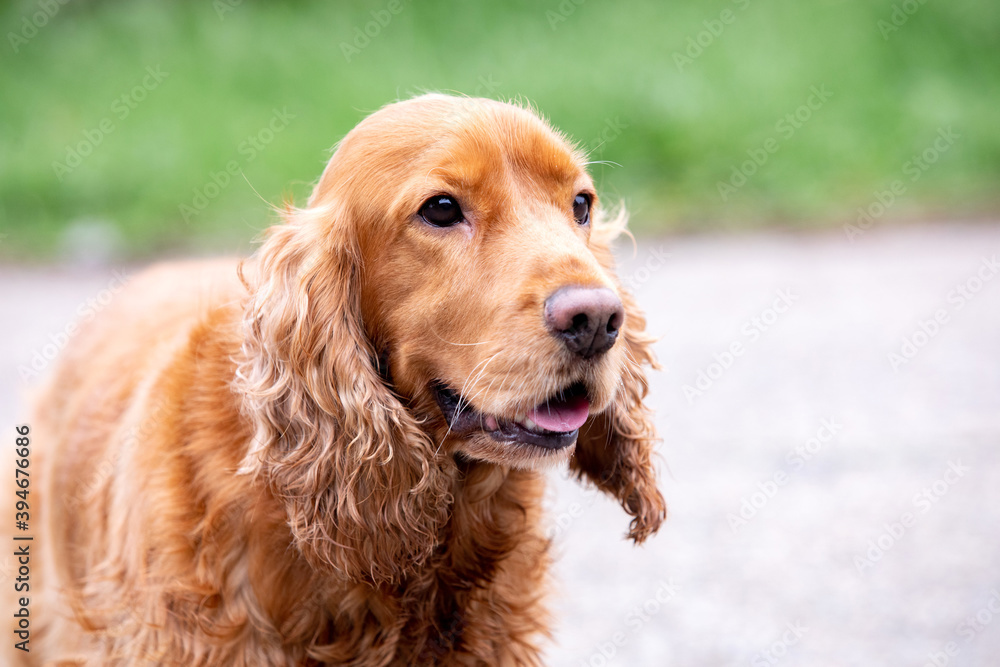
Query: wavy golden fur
[[12, 95, 665, 665]]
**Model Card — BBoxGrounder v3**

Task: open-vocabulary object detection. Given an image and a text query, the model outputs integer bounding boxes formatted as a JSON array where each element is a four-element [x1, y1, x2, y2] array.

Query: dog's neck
[[453, 457, 510, 503]]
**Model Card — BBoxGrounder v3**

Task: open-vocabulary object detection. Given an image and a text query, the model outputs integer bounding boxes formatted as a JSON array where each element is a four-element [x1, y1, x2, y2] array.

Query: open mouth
[[432, 381, 591, 450]]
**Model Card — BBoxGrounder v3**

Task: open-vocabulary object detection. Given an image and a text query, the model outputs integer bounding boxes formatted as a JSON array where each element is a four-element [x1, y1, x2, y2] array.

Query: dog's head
[[237, 95, 665, 584]]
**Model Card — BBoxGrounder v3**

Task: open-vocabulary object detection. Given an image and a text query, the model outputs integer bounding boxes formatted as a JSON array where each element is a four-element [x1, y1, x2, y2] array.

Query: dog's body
[[12, 95, 664, 665], [27, 261, 551, 665]]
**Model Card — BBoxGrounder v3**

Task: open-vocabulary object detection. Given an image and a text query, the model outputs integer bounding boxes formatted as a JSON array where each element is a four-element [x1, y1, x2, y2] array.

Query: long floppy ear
[[234, 203, 451, 585], [571, 209, 667, 543]]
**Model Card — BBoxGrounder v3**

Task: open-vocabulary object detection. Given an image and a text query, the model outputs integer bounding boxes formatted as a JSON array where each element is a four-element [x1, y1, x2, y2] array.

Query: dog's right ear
[[570, 207, 667, 543], [234, 203, 451, 586]]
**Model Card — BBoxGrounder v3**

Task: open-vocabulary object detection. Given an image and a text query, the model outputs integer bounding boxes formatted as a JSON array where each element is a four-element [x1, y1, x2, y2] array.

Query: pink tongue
[[528, 395, 590, 433]]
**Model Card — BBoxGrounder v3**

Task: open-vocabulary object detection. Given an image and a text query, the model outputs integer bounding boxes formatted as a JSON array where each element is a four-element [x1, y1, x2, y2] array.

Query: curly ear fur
[[234, 203, 452, 586], [571, 208, 667, 542]]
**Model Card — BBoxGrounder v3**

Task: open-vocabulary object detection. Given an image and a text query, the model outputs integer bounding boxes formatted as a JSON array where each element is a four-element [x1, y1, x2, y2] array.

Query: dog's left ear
[[571, 214, 667, 543], [235, 202, 452, 586]]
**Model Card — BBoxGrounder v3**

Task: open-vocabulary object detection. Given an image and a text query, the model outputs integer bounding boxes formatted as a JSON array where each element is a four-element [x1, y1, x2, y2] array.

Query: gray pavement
[[2, 222, 999, 665]]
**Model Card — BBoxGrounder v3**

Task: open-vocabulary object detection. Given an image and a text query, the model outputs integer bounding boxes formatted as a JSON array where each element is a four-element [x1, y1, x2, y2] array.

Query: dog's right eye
[[419, 195, 464, 227]]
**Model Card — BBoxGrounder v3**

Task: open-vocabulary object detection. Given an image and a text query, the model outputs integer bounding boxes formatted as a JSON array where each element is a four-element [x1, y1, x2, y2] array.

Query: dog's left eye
[[573, 194, 591, 225], [419, 195, 464, 227]]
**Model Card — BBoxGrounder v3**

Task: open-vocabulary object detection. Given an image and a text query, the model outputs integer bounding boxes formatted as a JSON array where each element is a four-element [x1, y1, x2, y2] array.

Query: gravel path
[[2, 223, 998, 665]]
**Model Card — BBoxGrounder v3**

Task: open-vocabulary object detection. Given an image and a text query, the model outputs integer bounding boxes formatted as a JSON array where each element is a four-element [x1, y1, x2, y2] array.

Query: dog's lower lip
[[432, 382, 585, 450], [492, 417, 579, 450]]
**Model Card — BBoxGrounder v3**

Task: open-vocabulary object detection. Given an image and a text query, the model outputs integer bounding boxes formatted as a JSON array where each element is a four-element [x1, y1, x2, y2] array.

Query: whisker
[[432, 331, 495, 347], [456, 352, 502, 418], [464, 360, 512, 415], [436, 351, 503, 455]]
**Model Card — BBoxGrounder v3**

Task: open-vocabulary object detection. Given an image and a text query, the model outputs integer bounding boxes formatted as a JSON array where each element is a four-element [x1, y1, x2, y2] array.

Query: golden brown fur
[[13, 95, 665, 665]]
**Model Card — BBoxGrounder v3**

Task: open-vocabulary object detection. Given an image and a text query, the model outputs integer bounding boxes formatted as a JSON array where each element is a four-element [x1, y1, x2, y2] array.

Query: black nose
[[544, 286, 625, 359]]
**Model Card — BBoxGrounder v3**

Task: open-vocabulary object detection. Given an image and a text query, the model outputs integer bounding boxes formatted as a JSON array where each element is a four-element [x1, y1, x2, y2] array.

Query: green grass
[[1, 0, 998, 258]]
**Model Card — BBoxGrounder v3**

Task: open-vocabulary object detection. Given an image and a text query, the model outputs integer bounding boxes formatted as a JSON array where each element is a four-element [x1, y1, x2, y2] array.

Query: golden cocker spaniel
[[20, 95, 665, 665]]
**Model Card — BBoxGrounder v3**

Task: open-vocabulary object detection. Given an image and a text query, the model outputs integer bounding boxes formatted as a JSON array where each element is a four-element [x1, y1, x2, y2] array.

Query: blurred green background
[[1, 0, 998, 259]]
